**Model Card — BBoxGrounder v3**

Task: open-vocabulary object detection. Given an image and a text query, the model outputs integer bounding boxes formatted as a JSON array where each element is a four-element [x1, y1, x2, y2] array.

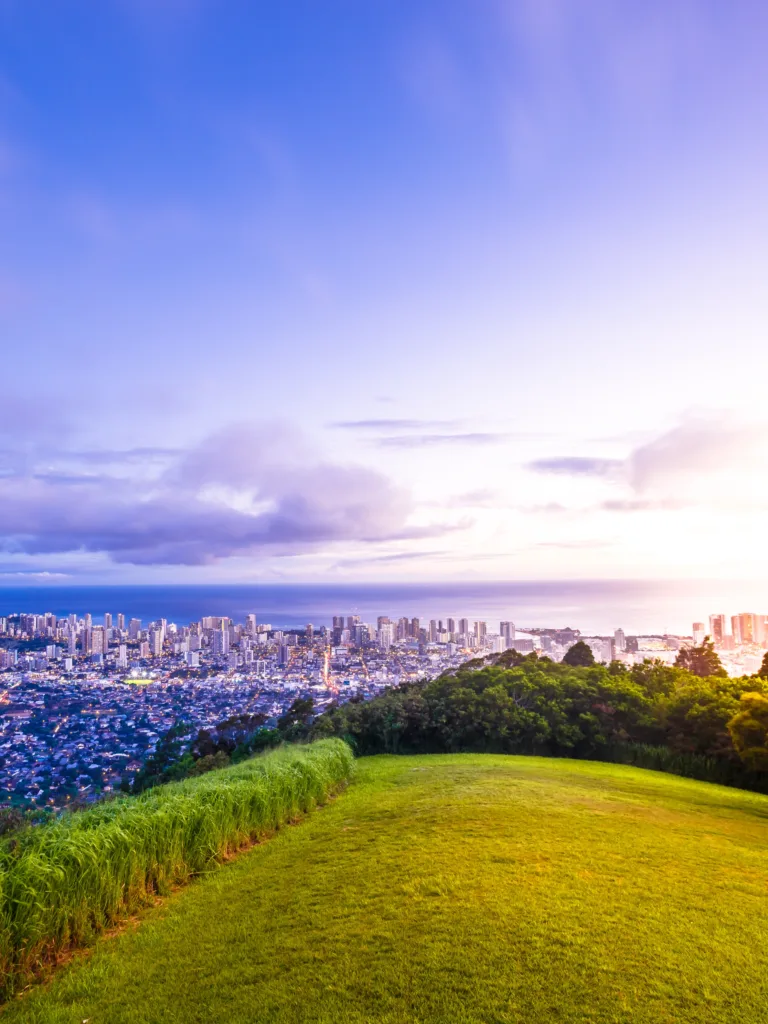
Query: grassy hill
[[5, 754, 768, 1023]]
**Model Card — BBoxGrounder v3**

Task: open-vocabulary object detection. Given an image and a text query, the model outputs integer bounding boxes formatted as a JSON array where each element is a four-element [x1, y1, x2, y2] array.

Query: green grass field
[[5, 754, 768, 1023]]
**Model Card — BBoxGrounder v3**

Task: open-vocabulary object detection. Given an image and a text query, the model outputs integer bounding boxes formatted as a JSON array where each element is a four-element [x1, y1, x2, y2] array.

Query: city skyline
[[2, 3, 768, 583]]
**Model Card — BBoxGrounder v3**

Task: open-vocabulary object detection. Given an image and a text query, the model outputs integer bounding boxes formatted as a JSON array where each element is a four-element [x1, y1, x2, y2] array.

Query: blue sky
[[2, 1, 768, 583]]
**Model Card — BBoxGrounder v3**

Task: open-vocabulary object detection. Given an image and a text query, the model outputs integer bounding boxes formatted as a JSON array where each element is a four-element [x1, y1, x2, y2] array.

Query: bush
[[0, 738, 354, 998]]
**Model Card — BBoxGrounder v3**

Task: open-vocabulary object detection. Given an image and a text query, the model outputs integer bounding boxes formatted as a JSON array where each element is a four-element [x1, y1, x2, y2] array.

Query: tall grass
[[0, 738, 354, 998]]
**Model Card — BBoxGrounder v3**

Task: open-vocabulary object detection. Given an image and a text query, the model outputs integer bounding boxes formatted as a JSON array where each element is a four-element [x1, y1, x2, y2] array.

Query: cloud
[[330, 419, 461, 430], [376, 432, 509, 449], [626, 417, 768, 492], [528, 456, 622, 477], [333, 550, 449, 569], [527, 414, 768, 512], [0, 421, 463, 566], [536, 539, 614, 549]]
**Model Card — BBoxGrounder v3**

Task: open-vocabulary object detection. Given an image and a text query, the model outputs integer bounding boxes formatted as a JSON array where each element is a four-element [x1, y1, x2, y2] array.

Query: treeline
[[304, 648, 768, 790], [129, 643, 768, 795]]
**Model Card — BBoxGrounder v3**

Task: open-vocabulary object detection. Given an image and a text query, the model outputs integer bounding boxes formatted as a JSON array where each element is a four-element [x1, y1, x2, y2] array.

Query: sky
[[1, 0, 768, 585]]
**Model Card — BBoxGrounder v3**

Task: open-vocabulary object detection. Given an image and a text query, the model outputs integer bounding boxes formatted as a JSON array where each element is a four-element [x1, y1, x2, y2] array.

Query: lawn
[[5, 754, 768, 1023]]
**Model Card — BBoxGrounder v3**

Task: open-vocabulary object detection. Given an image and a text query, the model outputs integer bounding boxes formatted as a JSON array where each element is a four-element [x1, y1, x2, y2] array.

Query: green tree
[[758, 652, 768, 678], [727, 692, 768, 770], [563, 641, 595, 667], [674, 637, 726, 678]]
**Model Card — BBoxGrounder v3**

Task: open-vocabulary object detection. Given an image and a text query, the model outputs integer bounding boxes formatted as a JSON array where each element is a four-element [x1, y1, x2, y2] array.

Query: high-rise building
[[278, 644, 291, 667], [500, 621, 515, 643], [614, 628, 626, 653], [92, 627, 107, 655], [103, 613, 112, 630], [84, 613, 92, 629], [378, 622, 394, 650], [708, 615, 726, 647], [446, 618, 456, 634], [81, 628, 92, 655], [731, 615, 742, 645], [347, 615, 360, 631], [129, 618, 142, 640], [410, 617, 420, 638], [474, 621, 487, 640], [212, 629, 229, 658], [458, 618, 469, 635], [333, 616, 344, 630], [429, 620, 438, 642], [149, 628, 163, 657], [737, 613, 755, 645], [117, 645, 128, 669], [246, 614, 257, 635], [692, 622, 706, 646], [306, 623, 314, 640], [117, 613, 125, 631]]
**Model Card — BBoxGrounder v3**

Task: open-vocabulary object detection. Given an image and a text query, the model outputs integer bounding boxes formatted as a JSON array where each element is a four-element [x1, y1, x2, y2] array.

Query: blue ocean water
[[0, 581, 765, 635]]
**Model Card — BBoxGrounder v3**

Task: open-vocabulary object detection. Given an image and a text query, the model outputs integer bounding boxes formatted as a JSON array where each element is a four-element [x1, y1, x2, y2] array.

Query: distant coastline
[[1, 580, 766, 635]]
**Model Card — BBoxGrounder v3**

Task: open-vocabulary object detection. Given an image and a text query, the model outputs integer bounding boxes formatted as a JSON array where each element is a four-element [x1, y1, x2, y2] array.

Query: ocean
[[1, 581, 766, 636]]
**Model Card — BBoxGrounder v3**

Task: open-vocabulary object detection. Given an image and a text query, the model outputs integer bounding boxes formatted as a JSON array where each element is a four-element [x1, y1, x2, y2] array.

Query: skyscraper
[[149, 628, 163, 657], [614, 628, 626, 653], [246, 614, 258, 635], [212, 629, 229, 658], [737, 613, 755, 645], [692, 622, 706, 646], [458, 618, 469, 635], [104, 613, 112, 630], [500, 621, 516, 643], [708, 614, 726, 647]]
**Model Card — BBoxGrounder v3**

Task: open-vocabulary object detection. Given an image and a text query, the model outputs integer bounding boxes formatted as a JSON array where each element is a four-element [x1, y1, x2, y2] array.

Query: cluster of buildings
[[2, 605, 764, 808], [692, 612, 768, 676]]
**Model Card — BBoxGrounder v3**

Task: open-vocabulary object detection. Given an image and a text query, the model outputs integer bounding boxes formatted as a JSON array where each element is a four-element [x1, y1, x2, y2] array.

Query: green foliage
[[674, 637, 726, 677], [728, 692, 768, 771], [187, 751, 231, 776], [0, 739, 354, 998], [562, 641, 595, 666], [7, 756, 768, 1024], [130, 720, 195, 793], [308, 656, 768, 790], [759, 651, 768, 678]]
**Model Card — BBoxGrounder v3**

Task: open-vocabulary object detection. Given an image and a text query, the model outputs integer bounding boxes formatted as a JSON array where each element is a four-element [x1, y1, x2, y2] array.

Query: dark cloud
[[0, 422, 463, 566], [527, 456, 622, 477], [377, 432, 509, 448]]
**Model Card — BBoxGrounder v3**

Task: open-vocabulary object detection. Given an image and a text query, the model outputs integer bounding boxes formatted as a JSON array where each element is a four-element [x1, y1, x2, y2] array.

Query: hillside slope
[[6, 755, 768, 1024]]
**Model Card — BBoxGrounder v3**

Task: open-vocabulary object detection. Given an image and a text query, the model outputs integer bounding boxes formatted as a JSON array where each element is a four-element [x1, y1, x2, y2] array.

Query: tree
[[563, 641, 595, 667], [674, 637, 726, 678], [758, 652, 768, 678], [727, 692, 768, 771]]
